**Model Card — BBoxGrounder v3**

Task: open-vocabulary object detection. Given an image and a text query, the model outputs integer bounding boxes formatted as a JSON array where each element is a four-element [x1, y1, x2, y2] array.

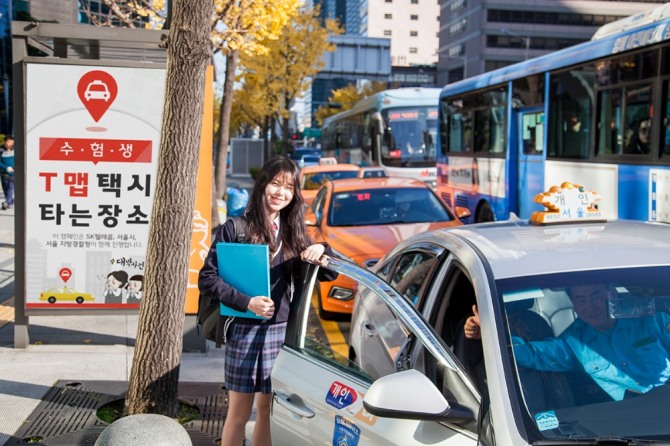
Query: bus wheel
[[476, 202, 495, 223]]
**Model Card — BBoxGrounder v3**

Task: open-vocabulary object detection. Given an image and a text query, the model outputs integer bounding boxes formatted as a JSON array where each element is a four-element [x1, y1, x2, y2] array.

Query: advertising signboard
[[24, 61, 166, 310]]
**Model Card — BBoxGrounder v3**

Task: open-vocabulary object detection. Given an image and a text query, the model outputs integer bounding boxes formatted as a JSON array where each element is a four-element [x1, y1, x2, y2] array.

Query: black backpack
[[196, 216, 245, 348]]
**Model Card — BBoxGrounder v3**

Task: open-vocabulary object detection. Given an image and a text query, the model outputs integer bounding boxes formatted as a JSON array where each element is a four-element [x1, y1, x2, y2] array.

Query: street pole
[[524, 37, 530, 61], [438, 55, 467, 81], [502, 29, 530, 61], [0, 11, 7, 133]]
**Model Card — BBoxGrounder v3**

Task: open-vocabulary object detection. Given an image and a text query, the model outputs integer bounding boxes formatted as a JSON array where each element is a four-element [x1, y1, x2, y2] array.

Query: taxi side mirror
[[363, 369, 474, 424], [304, 208, 317, 226]]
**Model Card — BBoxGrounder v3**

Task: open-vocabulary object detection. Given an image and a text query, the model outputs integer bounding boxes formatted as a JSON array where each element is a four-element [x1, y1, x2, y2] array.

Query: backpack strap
[[229, 216, 246, 243]]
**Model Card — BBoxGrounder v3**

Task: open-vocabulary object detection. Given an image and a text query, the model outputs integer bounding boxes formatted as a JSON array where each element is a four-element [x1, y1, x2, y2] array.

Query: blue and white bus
[[321, 87, 439, 185], [437, 4, 670, 224]]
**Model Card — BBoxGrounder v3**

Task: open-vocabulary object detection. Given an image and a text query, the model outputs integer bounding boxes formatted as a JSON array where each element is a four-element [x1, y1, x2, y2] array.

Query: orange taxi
[[299, 162, 360, 206], [306, 176, 469, 318]]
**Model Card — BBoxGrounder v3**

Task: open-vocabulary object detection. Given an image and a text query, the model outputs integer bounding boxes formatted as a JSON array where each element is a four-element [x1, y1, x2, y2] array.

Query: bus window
[[664, 82, 670, 156], [447, 111, 472, 153], [595, 51, 658, 87], [549, 66, 594, 159], [623, 84, 652, 155], [474, 106, 506, 154], [596, 88, 623, 156], [512, 74, 544, 107], [522, 112, 544, 155], [363, 113, 372, 149]]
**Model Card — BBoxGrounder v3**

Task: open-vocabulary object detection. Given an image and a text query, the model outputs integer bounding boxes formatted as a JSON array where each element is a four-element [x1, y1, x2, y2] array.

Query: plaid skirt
[[224, 321, 287, 394]]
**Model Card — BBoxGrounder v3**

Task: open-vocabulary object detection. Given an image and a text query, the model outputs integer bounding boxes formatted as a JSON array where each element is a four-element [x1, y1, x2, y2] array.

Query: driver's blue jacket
[[512, 313, 670, 400]]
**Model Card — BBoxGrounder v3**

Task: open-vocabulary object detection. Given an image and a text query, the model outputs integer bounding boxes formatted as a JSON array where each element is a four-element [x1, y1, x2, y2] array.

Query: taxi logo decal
[[332, 415, 360, 446], [326, 381, 357, 410], [534, 411, 559, 431]]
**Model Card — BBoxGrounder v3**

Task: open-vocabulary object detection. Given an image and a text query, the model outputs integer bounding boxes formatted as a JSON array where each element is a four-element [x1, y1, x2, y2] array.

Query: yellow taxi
[[299, 163, 360, 207], [305, 176, 467, 318], [39, 286, 95, 304]]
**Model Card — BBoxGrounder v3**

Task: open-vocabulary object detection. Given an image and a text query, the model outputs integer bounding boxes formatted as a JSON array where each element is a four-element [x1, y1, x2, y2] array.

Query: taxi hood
[[324, 222, 451, 264]]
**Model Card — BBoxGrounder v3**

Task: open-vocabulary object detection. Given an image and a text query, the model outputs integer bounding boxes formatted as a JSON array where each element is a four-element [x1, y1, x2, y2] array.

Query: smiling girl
[[199, 155, 337, 446]]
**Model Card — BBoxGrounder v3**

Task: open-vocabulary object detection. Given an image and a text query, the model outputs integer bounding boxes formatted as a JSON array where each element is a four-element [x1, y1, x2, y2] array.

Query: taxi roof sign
[[531, 182, 605, 225], [319, 157, 337, 165]]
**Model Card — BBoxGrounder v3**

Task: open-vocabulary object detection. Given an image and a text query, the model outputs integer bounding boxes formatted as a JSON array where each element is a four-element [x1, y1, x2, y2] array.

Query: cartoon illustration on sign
[[189, 210, 210, 290], [126, 274, 144, 304], [104, 270, 128, 304], [39, 286, 94, 304]]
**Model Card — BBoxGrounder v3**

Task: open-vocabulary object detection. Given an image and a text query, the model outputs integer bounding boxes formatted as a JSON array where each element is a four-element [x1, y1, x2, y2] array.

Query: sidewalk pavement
[[0, 174, 256, 445]]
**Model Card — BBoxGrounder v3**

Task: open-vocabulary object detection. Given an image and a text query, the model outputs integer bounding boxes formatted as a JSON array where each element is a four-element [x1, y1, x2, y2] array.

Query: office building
[[361, 0, 440, 67], [438, 0, 666, 86]]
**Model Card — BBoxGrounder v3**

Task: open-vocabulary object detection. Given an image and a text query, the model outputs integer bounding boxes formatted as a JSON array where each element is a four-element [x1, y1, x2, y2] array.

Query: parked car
[[290, 147, 320, 161], [305, 176, 467, 318], [299, 163, 360, 207], [294, 154, 321, 168], [39, 286, 94, 304], [271, 204, 670, 445]]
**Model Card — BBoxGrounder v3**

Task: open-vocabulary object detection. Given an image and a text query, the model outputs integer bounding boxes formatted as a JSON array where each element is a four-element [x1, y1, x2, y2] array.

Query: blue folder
[[216, 242, 269, 319]]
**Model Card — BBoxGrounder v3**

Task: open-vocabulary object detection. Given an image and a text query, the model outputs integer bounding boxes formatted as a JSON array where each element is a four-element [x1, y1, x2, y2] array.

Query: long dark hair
[[245, 155, 310, 260]]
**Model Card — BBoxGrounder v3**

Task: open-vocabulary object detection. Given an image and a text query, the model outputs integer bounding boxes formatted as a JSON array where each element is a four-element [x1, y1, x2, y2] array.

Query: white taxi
[[270, 183, 670, 445]]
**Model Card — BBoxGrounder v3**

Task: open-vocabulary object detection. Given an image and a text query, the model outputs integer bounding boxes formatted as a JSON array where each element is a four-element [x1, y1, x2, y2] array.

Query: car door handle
[[362, 320, 376, 336], [273, 392, 315, 419]]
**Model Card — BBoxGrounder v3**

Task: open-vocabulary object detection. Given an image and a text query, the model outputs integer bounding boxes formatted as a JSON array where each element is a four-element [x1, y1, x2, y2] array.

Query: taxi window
[[377, 257, 396, 281], [292, 270, 373, 382], [389, 252, 438, 307], [312, 188, 327, 223]]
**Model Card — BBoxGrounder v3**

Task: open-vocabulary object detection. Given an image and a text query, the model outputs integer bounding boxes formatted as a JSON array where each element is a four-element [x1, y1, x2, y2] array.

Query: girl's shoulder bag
[[196, 216, 246, 347]]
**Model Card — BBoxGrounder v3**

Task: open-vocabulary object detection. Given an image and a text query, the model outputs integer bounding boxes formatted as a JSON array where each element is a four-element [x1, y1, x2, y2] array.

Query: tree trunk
[[214, 49, 239, 202], [282, 93, 291, 153], [263, 115, 270, 161], [125, 0, 211, 417]]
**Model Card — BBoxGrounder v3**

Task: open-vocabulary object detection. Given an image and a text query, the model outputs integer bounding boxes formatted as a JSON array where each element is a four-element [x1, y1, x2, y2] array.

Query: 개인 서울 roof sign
[[530, 181, 606, 225]]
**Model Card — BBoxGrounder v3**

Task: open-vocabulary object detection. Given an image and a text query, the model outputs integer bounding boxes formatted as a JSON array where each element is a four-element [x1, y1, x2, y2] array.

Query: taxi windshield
[[328, 187, 453, 226], [496, 266, 670, 442], [301, 170, 359, 191]]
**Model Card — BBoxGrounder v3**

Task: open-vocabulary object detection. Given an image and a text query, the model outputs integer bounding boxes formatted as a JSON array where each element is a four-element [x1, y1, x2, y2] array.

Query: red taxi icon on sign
[[84, 80, 111, 102]]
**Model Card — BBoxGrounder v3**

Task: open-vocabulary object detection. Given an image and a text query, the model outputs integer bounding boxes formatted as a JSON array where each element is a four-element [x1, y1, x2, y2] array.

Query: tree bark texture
[[125, 0, 213, 417]]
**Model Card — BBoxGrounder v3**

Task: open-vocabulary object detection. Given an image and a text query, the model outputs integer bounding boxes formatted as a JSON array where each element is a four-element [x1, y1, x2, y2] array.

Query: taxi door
[[270, 258, 478, 445]]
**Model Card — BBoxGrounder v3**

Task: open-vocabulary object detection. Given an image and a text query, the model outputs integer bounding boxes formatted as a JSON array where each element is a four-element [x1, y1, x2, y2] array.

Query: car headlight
[[328, 286, 355, 301]]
